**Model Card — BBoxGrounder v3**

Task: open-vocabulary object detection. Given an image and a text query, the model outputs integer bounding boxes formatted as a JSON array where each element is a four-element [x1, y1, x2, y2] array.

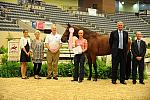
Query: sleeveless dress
[[20, 41, 31, 62]]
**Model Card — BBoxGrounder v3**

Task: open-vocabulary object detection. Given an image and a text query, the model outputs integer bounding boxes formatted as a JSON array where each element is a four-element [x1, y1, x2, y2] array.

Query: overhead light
[[142, 4, 145, 6], [121, 2, 124, 5]]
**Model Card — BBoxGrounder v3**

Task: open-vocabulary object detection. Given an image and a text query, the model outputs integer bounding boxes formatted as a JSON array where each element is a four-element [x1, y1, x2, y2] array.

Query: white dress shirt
[[45, 33, 62, 50]]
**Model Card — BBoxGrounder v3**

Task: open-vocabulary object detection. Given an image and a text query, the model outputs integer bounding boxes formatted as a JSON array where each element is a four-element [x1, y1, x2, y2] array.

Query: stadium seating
[[108, 13, 150, 37], [140, 14, 150, 24], [0, 1, 150, 37], [0, 16, 23, 31]]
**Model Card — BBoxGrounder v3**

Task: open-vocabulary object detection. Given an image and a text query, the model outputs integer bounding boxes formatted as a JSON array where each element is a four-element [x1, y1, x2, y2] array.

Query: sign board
[[88, 8, 97, 16], [8, 41, 20, 61]]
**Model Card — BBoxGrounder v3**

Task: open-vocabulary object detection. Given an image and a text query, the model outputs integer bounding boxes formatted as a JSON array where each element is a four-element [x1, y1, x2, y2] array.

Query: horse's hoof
[[87, 78, 91, 81], [93, 79, 97, 81]]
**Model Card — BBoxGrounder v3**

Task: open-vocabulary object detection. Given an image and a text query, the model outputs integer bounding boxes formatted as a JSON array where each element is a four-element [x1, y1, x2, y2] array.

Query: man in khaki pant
[[45, 24, 62, 80]]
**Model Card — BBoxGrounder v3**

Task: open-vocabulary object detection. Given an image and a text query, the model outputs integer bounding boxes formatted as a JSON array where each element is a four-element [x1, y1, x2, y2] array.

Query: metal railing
[[16, 19, 36, 33]]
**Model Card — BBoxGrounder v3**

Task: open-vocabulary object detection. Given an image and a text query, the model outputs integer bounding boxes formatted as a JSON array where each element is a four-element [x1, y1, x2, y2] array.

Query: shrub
[[0, 58, 147, 79], [0, 46, 8, 54], [40, 63, 48, 77], [1, 53, 8, 65], [58, 62, 73, 77], [0, 61, 20, 77], [96, 58, 111, 79], [147, 43, 150, 49], [145, 53, 150, 58], [27, 62, 34, 77], [84, 58, 112, 79]]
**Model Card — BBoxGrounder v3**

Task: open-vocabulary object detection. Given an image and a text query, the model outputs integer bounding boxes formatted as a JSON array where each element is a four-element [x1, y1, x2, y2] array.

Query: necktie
[[138, 40, 140, 53], [119, 31, 123, 49]]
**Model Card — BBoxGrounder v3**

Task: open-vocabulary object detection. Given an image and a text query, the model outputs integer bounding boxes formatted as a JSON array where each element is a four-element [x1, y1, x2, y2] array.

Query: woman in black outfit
[[20, 29, 31, 79]]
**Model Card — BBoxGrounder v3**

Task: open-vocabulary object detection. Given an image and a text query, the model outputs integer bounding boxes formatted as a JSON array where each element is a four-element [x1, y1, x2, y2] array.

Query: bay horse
[[61, 24, 131, 81]]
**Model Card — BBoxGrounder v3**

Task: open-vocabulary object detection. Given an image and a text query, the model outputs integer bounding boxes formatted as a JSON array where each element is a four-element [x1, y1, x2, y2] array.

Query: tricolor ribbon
[[68, 27, 74, 49]]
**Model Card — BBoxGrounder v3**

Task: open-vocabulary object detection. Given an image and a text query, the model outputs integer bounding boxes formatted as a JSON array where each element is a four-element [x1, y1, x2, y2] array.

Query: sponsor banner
[[32, 21, 36, 29], [36, 21, 44, 29], [44, 22, 52, 29]]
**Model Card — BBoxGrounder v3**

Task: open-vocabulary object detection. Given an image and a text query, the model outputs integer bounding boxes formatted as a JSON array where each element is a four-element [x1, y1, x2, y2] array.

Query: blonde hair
[[34, 30, 40, 35], [51, 24, 56, 29], [78, 30, 84, 33]]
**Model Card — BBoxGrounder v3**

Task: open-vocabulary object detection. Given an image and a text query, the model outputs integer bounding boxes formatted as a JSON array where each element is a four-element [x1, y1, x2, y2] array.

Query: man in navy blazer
[[131, 31, 146, 84], [109, 21, 128, 84]]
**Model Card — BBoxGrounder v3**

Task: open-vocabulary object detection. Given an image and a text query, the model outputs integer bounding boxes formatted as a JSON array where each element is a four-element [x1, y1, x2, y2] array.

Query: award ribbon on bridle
[[68, 27, 74, 50], [68, 27, 74, 63]]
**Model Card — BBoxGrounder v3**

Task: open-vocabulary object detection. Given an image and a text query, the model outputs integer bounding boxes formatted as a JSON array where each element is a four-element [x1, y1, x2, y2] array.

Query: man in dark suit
[[131, 31, 146, 84], [109, 21, 128, 84]]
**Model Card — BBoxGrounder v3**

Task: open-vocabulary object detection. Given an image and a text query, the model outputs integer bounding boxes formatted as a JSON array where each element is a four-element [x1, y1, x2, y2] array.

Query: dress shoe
[[21, 76, 29, 79], [53, 77, 58, 80], [34, 77, 38, 79], [139, 81, 145, 85], [46, 77, 51, 79], [120, 81, 127, 85], [37, 75, 41, 79], [21, 77, 27, 79], [93, 78, 97, 81], [87, 77, 91, 81], [71, 79, 78, 81], [112, 81, 117, 84], [78, 79, 83, 83], [133, 80, 136, 84], [37, 77, 41, 79]]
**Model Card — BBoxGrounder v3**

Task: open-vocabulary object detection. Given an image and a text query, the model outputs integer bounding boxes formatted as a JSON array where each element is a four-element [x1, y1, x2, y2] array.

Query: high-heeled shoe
[[21, 76, 29, 79]]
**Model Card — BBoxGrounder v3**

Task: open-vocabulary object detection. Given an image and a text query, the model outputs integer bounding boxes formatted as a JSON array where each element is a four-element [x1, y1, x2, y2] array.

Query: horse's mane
[[73, 25, 100, 37]]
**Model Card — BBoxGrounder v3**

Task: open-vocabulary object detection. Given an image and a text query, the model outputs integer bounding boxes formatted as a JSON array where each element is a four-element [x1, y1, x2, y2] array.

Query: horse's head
[[61, 23, 80, 42]]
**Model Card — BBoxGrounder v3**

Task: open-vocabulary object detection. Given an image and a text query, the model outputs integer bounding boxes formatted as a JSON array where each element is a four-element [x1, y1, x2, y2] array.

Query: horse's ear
[[67, 23, 71, 27]]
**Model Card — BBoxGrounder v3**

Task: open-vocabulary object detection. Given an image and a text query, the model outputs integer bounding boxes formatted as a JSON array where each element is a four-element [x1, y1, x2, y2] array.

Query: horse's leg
[[125, 51, 131, 80], [92, 56, 97, 81], [87, 55, 92, 80]]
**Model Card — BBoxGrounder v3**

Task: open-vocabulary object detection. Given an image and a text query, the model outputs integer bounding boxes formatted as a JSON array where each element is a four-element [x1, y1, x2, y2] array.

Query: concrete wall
[[78, 0, 115, 13], [0, 0, 78, 9], [102, 0, 115, 14], [0, 0, 17, 3], [43, 0, 78, 8], [118, 1, 139, 13]]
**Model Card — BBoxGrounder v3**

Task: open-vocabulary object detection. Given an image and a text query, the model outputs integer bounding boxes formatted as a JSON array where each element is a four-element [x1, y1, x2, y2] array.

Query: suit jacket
[[131, 40, 146, 60], [109, 30, 128, 57]]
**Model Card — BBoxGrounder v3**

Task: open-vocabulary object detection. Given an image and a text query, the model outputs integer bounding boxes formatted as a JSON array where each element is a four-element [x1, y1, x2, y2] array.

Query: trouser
[[73, 53, 85, 80], [33, 63, 42, 75], [132, 59, 144, 81], [47, 50, 60, 77], [112, 49, 126, 82]]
